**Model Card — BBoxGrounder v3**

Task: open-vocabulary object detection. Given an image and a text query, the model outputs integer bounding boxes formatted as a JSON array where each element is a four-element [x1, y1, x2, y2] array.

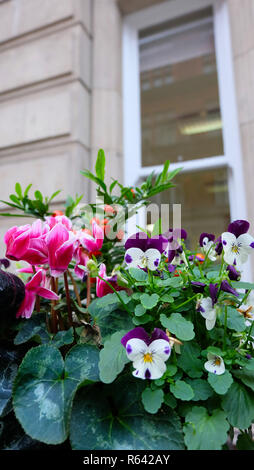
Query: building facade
[[0, 0, 253, 277]]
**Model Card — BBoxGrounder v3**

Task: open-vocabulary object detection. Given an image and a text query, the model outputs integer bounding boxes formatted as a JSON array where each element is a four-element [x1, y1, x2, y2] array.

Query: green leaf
[[48, 189, 61, 202], [24, 183, 32, 197], [9, 194, 21, 205], [177, 342, 203, 378], [233, 368, 254, 392], [222, 381, 254, 428], [14, 313, 50, 346], [80, 169, 107, 192], [245, 358, 254, 371], [164, 393, 177, 409], [185, 378, 213, 401], [70, 376, 185, 450], [170, 380, 194, 401], [134, 304, 146, 317], [88, 294, 133, 342], [129, 268, 148, 281], [95, 149, 106, 181], [156, 277, 182, 288], [13, 344, 100, 444], [207, 370, 233, 395], [133, 314, 153, 325], [221, 307, 246, 332], [155, 160, 170, 186], [184, 406, 229, 450], [15, 182, 23, 198], [141, 388, 164, 414], [99, 330, 129, 384], [0, 354, 18, 417], [151, 219, 162, 236], [34, 190, 43, 202], [160, 313, 195, 341], [51, 328, 74, 348], [161, 294, 174, 303], [231, 281, 254, 291], [140, 293, 159, 310]]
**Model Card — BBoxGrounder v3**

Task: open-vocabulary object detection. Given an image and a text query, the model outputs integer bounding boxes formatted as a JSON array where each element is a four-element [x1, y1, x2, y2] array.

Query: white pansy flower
[[124, 247, 161, 271], [125, 338, 171, 380], [204, 353, 225, 375], [198, 297, 217, 331], [202, 237, 217, 261], [222, 232, 254, 268]]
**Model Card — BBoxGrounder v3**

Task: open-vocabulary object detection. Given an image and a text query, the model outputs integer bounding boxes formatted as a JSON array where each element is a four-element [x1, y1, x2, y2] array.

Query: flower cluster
[[3, 214, 105, 319]]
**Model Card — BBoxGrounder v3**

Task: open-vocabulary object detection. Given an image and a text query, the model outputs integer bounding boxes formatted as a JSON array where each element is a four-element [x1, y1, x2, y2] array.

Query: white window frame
[[122, 0, 251, 280]]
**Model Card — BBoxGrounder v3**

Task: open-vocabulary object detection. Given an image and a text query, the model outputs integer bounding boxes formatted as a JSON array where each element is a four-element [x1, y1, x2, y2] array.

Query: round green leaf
[[170, 380, 194, 401], [70, 377, 185, 450], [222, 382, 254, 428], [13, 344, 100, 444], [185, 378, 213, 401], [141, 388, 164, 414], [177, 342, 203, 378], [133, 314, 153, 325], [184, 406, 229, 450], [233, 369, 254, 392], [160, 313, 194, 341], [88, 294, 133, 342], [207, 370, 233, 395], [99, 330, 130, 384], [129, 268, 148, 281], [140, 293, 159, 310], [134, 304, 146, 317]]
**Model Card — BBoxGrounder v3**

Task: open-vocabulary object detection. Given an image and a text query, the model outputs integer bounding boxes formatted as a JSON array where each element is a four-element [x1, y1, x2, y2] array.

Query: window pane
[[146, 168, 230, 250], [139, 9, 224, 167]]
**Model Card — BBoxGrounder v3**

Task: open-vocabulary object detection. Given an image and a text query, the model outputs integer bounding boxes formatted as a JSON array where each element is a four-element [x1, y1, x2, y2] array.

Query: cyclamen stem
[[67, 269, 82, 307], [64, 271, 73, 327], [50, 277, 58, 334], [32, 265, 40, 313], [87, 273, 91, 307]]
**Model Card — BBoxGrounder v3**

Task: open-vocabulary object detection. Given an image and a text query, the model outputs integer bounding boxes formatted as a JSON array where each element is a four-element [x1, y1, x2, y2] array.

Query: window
[[123, 0, 249, 278], [139, 8, 224, 167]]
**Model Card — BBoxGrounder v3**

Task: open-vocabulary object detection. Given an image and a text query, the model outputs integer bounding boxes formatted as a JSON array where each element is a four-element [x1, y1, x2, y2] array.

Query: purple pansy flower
[[215, 236, 223, 255], [191, 281, 206, 293], [227, 220, 250, 238], [121, 327, 171, 380], [226, 265, 241, 281], [222, 219, 254, 268], [220, 279, 239, 297]]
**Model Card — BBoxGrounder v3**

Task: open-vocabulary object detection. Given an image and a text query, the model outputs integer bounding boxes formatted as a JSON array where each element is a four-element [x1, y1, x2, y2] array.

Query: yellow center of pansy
[[143, 353, 153, 363], [214, 357, 221, 366]]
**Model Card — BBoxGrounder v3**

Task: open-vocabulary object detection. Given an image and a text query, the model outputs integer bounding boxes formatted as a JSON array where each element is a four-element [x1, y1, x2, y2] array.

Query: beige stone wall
[[228, 0, 254, 229], [0, 0, 92, 256], [90, 0, 123, 201]]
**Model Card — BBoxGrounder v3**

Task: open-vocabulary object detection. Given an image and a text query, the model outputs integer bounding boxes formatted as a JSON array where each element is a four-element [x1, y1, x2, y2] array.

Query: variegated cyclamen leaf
[[13, 344, 100, 444]]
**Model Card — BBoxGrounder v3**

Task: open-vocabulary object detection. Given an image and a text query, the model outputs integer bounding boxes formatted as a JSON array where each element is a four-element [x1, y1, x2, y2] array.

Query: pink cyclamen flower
[[17, 265, 51, 290], [4, 220, 49, 265], [73, 246, 89, 279], [16, 270, 59, 319], [96, 263, 125, 298], [46, 223, 75, 277], [82, 221, 104, 254], [45, 214, 72, 231]]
